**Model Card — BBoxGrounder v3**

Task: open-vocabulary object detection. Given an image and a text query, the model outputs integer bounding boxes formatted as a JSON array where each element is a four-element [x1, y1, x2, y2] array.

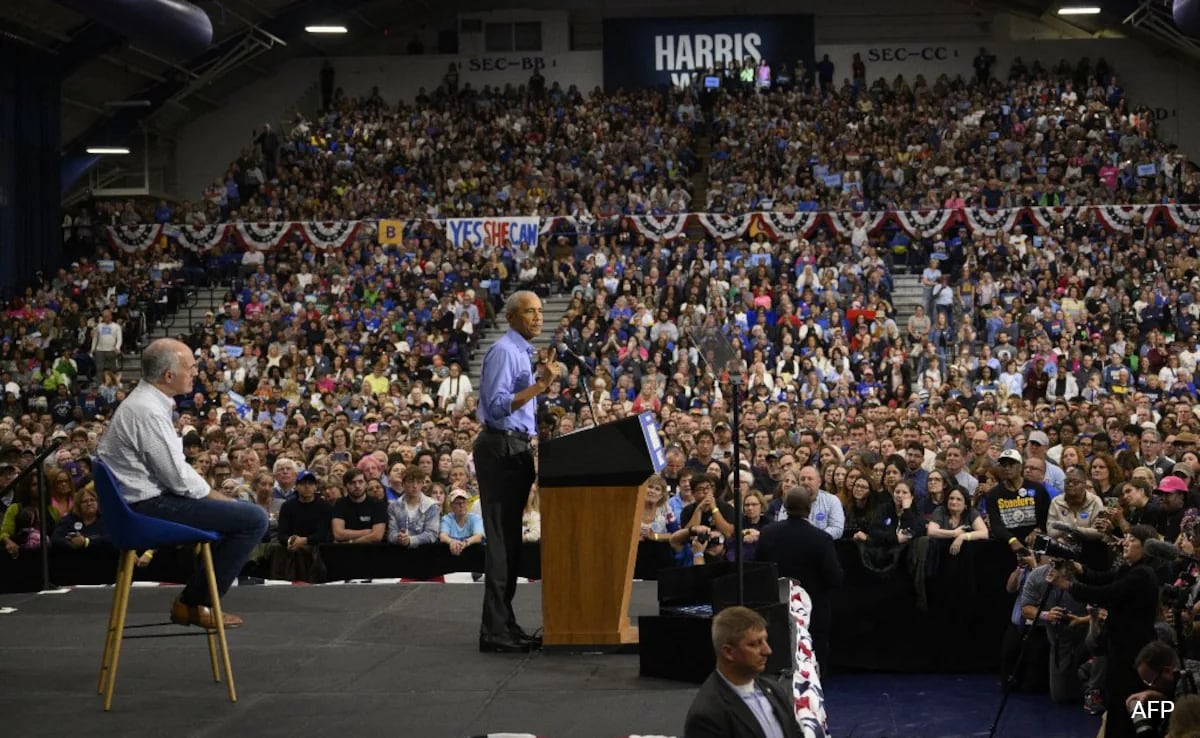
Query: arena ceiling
[[0, 0, 1195, 182], [0, 0, 438, 147]]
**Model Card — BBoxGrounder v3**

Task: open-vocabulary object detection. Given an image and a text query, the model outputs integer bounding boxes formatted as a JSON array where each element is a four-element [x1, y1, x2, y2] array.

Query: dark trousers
[[132, 494, 268, 606], [474, 433, 536, 639], [1048, 630, 1086, 703], [1102, 666, 1140, 738]]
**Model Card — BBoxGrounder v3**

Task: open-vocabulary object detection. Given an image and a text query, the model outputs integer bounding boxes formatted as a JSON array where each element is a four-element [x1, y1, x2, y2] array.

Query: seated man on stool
[[684, 606, 802, 738], [98, 339, 268, 628]]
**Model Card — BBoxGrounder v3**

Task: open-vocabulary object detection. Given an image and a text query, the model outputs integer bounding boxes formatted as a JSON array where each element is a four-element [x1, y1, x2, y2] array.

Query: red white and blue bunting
[[163, 223, 228, 252], [894, 209, 956, 238], [627, 214, 689, 241], [297, 221, 366, 250], [233, 222, 294, 251], [757, 211, 822, 241], [825, 210, 886, 238], [106, 220, 379, 253], [1027, 206, 1084, 231], [106, 205, 1189, 253], [695, 213, 752, 240], [789, 580, 827, 738], [105, 223, 162, 253], [1164, 205, 1200, 234], [1093, 205, 1148, 234], [961, 208, 1021, 237]]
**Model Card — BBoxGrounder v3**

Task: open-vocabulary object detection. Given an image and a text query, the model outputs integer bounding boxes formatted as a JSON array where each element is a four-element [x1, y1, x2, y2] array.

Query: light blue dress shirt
[[808, 490, 845, 539], [477, 328, 538, 436]]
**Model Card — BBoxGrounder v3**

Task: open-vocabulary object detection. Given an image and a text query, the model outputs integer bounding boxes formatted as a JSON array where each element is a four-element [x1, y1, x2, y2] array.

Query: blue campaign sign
[[603, 15, 815, 91], [639, 411, 667, 473], [445, 217, 540, 248]]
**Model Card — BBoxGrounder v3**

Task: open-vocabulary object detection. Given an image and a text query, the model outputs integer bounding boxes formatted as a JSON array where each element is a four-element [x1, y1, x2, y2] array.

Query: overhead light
[[1057, 6, 1101, 15], [86, 147, 130, 155], [305, 25, 347, 34]]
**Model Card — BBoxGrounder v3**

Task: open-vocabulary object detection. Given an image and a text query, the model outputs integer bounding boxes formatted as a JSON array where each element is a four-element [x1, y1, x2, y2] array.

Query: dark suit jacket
[[683, 671, 802, 738], [755, 516, 845, 637]]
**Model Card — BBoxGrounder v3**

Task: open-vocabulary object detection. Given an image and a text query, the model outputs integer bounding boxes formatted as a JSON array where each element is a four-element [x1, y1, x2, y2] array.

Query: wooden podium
[[537, 413, 665, 650]]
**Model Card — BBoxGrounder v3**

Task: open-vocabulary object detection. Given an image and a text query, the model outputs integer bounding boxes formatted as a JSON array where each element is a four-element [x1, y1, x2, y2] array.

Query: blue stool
[[92, 458, 236, 711]]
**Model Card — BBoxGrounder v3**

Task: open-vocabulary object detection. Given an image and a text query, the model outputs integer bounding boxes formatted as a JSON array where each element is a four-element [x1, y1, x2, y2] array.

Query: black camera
[[1162, 562, 1199, 610], [694, 531, 710, 544], [1031, 533, 1083, 563], [1131, 704, 1165, 737]]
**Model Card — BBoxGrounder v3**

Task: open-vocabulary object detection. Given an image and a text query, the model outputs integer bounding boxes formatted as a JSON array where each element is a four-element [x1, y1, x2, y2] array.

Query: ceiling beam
[[61, 0, 376, 191]]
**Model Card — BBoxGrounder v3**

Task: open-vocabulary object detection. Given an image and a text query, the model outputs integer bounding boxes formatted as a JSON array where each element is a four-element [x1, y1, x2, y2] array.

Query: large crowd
[[4, 52, 1200, 724], [705, 54, 1195, 214]]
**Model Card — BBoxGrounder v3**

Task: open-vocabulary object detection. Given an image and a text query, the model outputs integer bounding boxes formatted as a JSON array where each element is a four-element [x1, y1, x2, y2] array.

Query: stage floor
[[0, 581, 1098, 738]]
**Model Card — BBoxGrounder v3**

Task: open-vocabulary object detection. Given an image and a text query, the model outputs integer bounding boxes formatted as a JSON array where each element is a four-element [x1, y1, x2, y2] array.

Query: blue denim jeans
[[132, 494, 268, 606]]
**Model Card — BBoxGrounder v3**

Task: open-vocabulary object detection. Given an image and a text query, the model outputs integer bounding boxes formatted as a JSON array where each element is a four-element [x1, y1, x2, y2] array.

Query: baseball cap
[[998, 449, 1023, 464], [1027, 431, 1049, 446], [1173, 462, 1194, 481], [448, 488, 470, 502], [297, 470, 318, 484], [1158, 476, 1189, 494]]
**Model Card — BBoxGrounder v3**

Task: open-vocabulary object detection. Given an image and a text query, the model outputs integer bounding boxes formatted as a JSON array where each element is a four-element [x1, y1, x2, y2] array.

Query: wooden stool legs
[[97, 542, 236, 710]]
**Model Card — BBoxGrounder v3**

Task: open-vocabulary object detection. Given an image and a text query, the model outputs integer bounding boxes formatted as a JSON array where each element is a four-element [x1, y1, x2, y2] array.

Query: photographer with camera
[[1124, 640, 1200, 738], [1047, 524, 1163, 738], [672, 525, 727, 567], [1020, 549, 1089, 703]]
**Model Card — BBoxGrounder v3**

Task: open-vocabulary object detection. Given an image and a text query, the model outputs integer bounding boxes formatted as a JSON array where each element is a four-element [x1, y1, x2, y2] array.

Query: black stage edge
[[543, 643, 641, 655], [1, 539, 1020, 676], [1, 548, 1086, 738]]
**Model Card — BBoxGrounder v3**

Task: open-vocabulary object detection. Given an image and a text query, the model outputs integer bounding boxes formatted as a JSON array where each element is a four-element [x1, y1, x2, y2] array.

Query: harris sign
[[603, 15, 814, 91]]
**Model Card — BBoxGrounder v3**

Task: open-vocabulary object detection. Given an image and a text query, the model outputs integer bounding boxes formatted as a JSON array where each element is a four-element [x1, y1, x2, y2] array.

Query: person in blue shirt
[[439, 488, 484, 554], [474, 290, 559, 653]]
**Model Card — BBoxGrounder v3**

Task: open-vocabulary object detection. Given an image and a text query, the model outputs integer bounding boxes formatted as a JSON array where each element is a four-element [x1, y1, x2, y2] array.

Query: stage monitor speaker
[[637, 600, 794, 682], [638, 614, 713, 683], [657, 561, 780, 608], [657, 563, 727, 607], [711, 562, 781, 610], [754, 602, 796, 676]]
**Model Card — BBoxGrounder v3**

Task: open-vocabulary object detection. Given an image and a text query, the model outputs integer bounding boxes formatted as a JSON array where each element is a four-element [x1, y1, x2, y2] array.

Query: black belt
[[483, 426, 534, 442]]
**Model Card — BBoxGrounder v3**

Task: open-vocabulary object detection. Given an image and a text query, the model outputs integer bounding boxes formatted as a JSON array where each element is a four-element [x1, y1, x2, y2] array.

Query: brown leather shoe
[[170, 599, 243, 629]]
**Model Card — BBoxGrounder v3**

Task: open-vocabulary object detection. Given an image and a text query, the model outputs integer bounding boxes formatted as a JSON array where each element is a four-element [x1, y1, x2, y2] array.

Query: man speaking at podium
[[475, 291, 560, 653]]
